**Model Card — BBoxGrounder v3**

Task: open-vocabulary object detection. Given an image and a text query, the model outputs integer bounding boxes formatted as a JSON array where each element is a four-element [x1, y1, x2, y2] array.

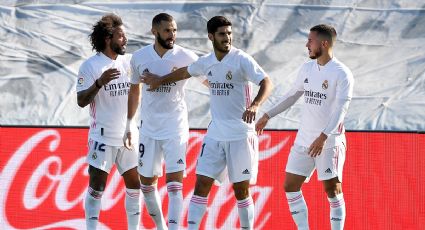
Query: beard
[[157, 33, 174, 50], [213, 39, 231, 53], [309, 48, 322, 59], [110, 41, 126, 55]]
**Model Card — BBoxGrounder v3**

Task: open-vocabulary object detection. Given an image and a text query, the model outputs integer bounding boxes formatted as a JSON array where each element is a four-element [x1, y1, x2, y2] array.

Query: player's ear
[[208, 33, 214, 42], [151, 27, 156, 36]]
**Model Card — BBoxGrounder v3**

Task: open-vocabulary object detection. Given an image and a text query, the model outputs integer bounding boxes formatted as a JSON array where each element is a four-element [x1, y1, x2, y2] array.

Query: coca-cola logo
[[1, 128, 289, 229]]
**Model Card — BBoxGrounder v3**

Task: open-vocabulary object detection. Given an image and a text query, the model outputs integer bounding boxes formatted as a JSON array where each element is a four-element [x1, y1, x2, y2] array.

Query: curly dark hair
[[89, 14, 123, 52]]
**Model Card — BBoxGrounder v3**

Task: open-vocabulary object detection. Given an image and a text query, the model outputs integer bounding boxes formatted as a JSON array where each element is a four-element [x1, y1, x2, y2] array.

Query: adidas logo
[[177, 159, 184, 164], [331, 217, 342, 221], [143, 68, 150, 73], [208, 71, 212, 76], [242, 169, 250, 174], [325, 168, 332, 173], [304, 78, 309, 83]]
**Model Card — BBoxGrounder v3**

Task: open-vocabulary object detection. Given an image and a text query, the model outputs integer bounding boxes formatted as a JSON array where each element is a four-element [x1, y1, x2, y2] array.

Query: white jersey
[[293, 58, 354, 148], [188, 47, 267, 141], [130, 44, 198, 140], [76, 52, 132, 146]]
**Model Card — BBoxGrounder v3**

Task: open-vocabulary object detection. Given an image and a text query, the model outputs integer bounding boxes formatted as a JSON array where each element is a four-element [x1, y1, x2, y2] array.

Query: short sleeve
[[76, 62, 94, 92], [130, 54, 141, 84], [240, 53, 267, 85], [187, 58, 205, 78]]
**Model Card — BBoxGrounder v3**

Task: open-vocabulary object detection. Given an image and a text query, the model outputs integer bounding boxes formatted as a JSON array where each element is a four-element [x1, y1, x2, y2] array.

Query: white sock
[[187, 195, 208, 230], [167, 182, 183, 230], [125, 188, 141, 230], [141, 184, 167, 230], [286, 191, 309, 230], [237, 196, 255, 229], [85, 187, 103, 230], [328, 193, 346, 230]]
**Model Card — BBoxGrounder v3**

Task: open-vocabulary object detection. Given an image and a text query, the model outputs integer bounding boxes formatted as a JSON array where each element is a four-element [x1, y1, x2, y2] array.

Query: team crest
[[171, 67, 178, 72], [92, 152, 97, 160], [226, 71, 232, 80], [77, 77, 84, 85], [322, 80, 328, 90]]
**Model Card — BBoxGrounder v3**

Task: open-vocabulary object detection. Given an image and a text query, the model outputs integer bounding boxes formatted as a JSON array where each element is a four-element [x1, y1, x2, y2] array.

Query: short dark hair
[[310, 24, 337, 46], [89, 14, 123, 52], [207, 16, 232, 34], [152, 13, 174, 27]]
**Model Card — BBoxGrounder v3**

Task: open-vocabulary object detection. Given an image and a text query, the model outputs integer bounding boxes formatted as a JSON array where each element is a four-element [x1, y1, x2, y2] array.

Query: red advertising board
[[1, 127, 424, 229]]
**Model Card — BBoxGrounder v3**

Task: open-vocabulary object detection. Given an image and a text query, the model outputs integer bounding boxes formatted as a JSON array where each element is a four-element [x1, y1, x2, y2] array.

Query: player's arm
[[255, 88, 303, 135], [242, 77, 274, 124], [308, 71, 354, 157], [141, 67, 191, 91], [123, 83, 141, 149], [77, 68, 120, 107]]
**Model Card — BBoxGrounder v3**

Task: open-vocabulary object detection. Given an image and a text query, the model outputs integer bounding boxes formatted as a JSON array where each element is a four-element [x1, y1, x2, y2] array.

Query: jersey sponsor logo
[[226, 70, 232, 80], [322, 80, 328, 90], [209, 81, 234, 96], [104, 82, 131, 97], [304, 89, 327, 106], [304, 78, 308, 83], [77, 77, 84, 85], [155, 82, 177, 93], [242, 169, 250, 174]]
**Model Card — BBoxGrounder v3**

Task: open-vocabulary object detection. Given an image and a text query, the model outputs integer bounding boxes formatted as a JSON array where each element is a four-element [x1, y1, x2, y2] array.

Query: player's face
[[306, 31, 323, 59], [110, 25, 127, 55], [211, 26, 232, 53], [154, 20, 177, 49]]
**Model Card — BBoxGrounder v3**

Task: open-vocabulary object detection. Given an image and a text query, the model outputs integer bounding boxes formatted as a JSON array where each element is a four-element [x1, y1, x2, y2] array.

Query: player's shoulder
[[330, 58, 353, 79], [172, 44, 198, 59], [132, 44, 153, 58], [80, 53, 103, 71]]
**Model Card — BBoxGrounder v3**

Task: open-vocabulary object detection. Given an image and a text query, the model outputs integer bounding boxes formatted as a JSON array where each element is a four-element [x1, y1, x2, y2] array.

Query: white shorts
[[86, 138, 138, 175], [285, 144, 346, 182], [137, 134, 187, 178], [196, 134, 259, 185]]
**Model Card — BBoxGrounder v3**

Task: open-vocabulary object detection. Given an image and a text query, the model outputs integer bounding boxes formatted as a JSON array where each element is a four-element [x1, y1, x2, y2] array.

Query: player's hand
[[140, 72, 162, 91], [308, 132, 327, 157], [242, 103, 259, 124], [98, 68, 121, 86], [255, 114, 270, 135], [123, 119, 134, 150]]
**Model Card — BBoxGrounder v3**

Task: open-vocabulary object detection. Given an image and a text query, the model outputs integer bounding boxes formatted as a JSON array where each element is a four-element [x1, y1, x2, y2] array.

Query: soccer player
[[76, 14, 141, 230], [123, 13, 200, 230], [256, 24, 354, 230], [141, 16, 273, 230]]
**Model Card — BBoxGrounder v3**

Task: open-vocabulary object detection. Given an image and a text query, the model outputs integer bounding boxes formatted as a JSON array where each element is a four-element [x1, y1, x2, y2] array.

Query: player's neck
[[154, 43, 170, 58], [102, 49, 118, 60], [317, 51, 333, 66], [214, 49, 229, 62]]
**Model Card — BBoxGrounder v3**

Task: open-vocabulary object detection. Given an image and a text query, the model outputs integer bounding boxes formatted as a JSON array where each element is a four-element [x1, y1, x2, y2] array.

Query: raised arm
[[77, 68, 120, 107], [141, 66, 191, 91]]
